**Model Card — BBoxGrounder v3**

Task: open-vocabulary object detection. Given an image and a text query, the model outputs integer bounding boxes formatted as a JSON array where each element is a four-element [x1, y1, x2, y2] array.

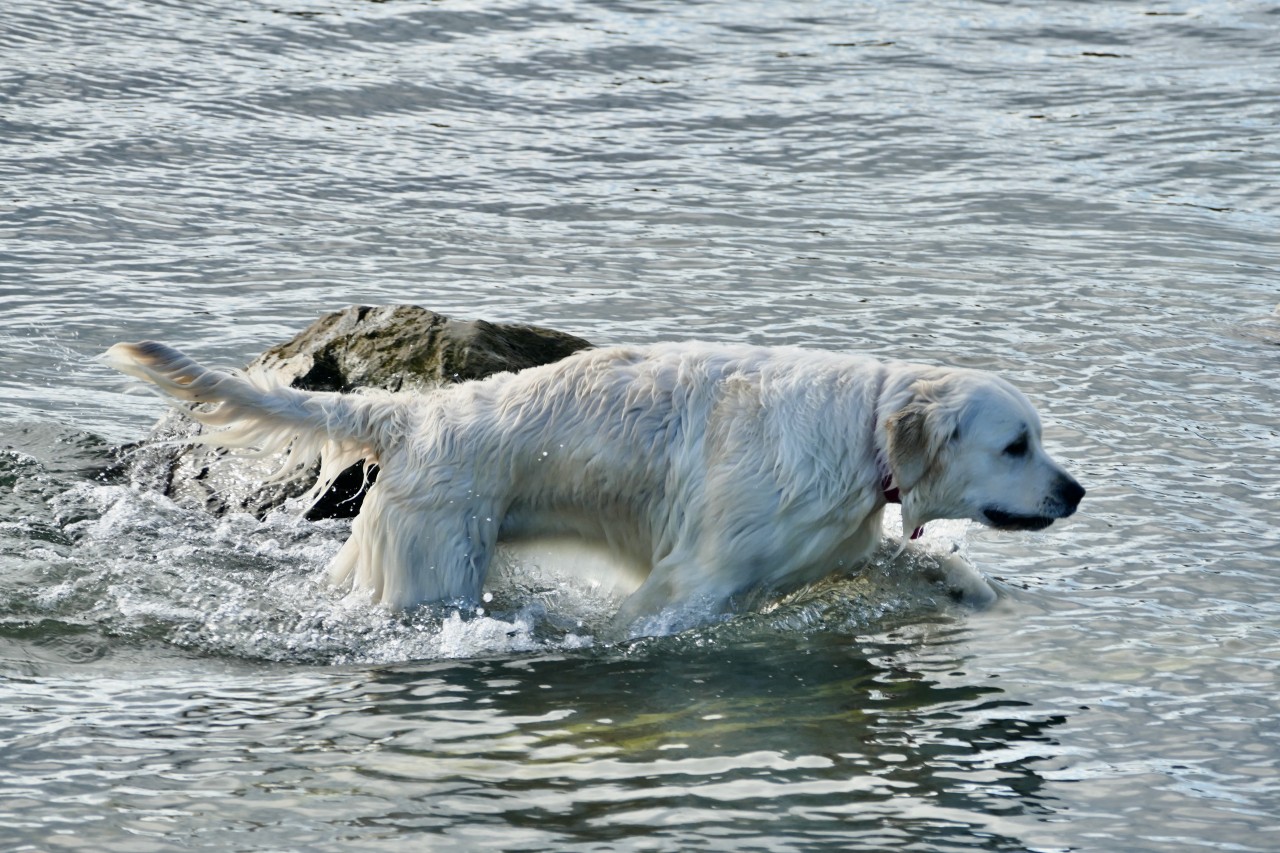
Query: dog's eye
[[1003, 435, 1029, 457]]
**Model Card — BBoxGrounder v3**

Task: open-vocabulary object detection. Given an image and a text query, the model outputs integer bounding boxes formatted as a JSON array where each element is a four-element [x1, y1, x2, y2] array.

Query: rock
[[120, 305, 593, 519]]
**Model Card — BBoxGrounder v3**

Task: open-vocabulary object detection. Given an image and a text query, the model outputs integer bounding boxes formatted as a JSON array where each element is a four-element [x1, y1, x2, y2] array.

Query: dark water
[[2, 0, 1279, 850]]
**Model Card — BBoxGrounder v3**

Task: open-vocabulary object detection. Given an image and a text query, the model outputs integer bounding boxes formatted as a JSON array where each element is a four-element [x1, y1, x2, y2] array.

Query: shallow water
[[2, 0, 1279, 850]]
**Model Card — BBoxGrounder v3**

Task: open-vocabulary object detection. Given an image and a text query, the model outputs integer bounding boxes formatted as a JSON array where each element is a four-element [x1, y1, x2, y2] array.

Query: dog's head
[[882, 369, 1084, 537]]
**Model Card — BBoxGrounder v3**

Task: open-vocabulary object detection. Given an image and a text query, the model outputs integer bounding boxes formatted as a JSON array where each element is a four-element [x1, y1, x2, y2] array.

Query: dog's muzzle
[[982, 474, 1085, 531]]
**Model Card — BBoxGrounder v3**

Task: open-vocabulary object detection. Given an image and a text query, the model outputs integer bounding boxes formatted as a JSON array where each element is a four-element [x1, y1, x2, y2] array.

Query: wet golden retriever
[[105, 340, 1083, 630]]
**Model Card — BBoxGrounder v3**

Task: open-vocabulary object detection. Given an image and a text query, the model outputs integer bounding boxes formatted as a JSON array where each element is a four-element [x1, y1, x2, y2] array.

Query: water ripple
[[2, 0, 1279, 849]]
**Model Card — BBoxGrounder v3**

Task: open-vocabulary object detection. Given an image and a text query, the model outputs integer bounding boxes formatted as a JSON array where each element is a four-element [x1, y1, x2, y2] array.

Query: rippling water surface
[[2, 0, 1279, 850]]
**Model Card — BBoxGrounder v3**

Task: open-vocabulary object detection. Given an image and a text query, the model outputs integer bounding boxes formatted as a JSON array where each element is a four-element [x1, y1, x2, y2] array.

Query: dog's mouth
[[981, 507, 1057, 531]]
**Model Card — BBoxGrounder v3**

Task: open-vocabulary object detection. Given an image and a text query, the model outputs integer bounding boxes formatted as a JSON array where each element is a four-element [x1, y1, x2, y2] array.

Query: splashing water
[[11, 469, 990, 668]]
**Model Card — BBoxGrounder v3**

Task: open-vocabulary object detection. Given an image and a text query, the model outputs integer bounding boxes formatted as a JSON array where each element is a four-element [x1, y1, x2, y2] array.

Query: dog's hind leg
[[327, 482, 500, 611]]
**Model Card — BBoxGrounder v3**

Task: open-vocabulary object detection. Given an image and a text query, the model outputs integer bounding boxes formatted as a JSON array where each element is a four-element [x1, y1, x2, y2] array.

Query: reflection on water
[[351, 639, 1061, 849], [0, 625, 1070, 851]]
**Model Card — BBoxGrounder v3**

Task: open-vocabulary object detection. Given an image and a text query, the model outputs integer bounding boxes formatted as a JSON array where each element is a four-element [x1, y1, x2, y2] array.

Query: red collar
[[881, 474, 925, 540], [881, 474, 902, 505]]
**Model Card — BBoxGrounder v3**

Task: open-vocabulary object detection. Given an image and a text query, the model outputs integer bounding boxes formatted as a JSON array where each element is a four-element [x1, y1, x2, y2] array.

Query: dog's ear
[[886, 379, 960, 494], [886, 401, 935, 494]]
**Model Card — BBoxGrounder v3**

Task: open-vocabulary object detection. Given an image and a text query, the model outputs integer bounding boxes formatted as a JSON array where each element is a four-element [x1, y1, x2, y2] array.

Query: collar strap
[[881, 474, 925, 540], [881, 474, 902, 505]]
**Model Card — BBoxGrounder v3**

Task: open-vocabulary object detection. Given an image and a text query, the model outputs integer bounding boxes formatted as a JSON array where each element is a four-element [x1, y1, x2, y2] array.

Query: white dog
[[104, 340, 1083, 627]]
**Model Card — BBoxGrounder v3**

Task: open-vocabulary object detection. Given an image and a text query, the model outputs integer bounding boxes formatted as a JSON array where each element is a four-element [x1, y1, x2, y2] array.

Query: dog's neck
[[880, 471, 925, 541]]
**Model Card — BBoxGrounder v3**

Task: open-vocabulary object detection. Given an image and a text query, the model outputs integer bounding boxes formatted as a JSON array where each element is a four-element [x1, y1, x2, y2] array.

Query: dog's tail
[[103, 341, 391, 506]]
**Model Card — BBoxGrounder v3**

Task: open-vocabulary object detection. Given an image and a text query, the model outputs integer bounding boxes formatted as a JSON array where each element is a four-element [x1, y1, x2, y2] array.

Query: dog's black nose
[[1057, 475, 1085, 513]]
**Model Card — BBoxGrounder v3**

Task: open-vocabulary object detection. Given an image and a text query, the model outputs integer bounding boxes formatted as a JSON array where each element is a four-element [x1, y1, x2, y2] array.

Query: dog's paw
[[927, 550, 997, 609]]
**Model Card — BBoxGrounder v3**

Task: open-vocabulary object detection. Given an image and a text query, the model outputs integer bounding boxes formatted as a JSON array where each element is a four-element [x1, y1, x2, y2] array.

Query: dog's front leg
[[609, 545, 740, 638]]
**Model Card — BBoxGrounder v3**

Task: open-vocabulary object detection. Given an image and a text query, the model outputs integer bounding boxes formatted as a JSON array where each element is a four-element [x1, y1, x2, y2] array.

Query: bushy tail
[[103, 341, 390, 507]]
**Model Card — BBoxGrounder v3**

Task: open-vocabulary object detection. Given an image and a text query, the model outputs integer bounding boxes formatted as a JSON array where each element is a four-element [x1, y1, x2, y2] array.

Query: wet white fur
[[103, 340, 1080, 628]]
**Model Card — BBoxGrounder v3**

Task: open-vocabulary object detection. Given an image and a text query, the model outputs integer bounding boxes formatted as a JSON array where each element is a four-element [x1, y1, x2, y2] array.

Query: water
[[2, 0, 1278, 849]]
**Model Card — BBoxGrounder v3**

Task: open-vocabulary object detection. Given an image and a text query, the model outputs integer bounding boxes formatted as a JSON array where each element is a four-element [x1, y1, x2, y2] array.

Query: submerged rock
[[121, 305, 593, 519]]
